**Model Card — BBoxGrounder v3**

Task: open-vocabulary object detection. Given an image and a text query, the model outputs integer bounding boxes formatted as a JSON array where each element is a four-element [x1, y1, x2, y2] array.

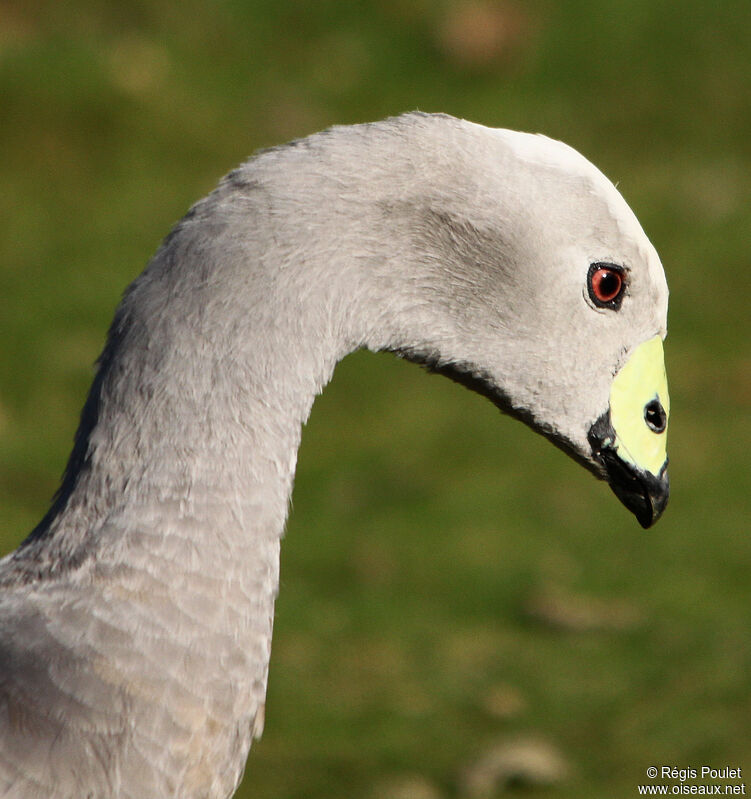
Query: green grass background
[[1, 1, 749, 796]]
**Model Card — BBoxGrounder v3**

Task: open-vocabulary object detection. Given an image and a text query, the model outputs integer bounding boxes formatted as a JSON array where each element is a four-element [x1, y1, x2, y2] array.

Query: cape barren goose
[[0, 112, 669, 798]]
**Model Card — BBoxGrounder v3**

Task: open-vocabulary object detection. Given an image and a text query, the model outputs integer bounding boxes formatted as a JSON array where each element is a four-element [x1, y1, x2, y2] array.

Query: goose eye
[[588, 263, 625, 309]]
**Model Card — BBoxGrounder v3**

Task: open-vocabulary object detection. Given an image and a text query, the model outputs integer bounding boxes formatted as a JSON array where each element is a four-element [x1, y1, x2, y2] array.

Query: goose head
[[362, 116, 669, 527]]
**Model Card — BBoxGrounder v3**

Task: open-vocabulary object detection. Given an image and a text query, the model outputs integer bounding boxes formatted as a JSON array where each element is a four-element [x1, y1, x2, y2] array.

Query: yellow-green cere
[[609, 335, 669, 475]]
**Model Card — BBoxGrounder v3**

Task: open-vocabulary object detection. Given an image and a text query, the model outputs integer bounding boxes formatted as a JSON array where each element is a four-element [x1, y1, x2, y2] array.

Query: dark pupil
[[644, 400, 667, 433], [598, 270, 620, 298]]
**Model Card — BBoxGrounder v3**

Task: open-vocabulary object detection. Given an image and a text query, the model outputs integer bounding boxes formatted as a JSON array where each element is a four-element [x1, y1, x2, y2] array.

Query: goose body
[[0, 113, 669, 798]]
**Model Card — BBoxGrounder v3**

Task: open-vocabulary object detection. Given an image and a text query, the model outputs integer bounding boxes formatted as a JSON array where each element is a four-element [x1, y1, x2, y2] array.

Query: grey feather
[[0, 112, 667, 798]]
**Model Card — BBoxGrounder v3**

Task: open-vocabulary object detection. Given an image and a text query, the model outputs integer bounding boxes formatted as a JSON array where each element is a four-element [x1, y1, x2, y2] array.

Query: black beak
[[588, 414, 670, 529], [599, 447, 669, 529]]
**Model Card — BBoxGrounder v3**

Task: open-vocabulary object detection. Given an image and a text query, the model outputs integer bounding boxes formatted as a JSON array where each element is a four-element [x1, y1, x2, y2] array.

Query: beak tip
[[636, 505, 660, 530], [608, 466, 669, 529], [587, 413, 670, 529], [636, 509, 654, 530]]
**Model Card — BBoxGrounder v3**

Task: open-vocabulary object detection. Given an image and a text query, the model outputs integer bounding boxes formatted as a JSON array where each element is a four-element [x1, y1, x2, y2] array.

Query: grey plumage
[[0, 112, 668, 797]]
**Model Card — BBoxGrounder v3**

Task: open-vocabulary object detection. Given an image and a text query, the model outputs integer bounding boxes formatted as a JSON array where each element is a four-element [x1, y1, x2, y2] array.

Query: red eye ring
[[587, 263, 625, 308]]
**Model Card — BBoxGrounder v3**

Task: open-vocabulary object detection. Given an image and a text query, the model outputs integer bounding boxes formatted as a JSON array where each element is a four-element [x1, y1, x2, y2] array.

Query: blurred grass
[[1, 0, 750, 796]]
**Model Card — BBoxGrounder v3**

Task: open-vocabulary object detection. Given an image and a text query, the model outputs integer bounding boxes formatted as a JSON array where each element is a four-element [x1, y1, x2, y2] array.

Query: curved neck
[[0, 191, 363, 789], [13, 262, 345, 580], [13, 120, 485, 578]]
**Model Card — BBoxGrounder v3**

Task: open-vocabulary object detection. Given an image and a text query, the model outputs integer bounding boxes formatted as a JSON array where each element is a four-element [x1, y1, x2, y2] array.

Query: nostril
[[644, 399, 667, 433]]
